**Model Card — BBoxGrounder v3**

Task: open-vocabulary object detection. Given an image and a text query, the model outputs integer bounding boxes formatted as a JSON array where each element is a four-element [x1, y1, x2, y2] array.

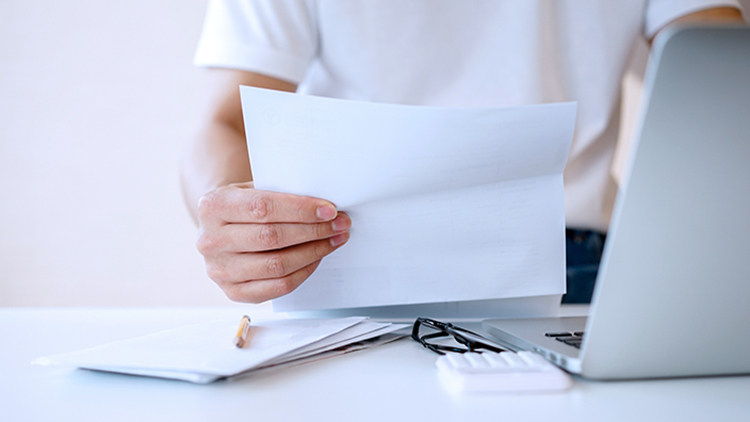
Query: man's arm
[[181, 69, 296, 221], [181, 69, 351, 303], [651, 6, 744, 43]]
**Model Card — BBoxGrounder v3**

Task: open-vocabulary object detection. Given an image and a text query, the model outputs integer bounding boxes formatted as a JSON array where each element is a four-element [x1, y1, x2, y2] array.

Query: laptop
[[482, 26, 750, 380]]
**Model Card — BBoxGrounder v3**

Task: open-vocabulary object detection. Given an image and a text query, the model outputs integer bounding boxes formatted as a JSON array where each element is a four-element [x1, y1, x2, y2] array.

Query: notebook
[[482, 26, 750, 380]]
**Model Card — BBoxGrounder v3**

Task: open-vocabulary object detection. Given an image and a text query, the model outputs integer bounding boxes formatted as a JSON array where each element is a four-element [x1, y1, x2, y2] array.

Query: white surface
[[242, 87, 575, 311], [3, 307, 750, 422]]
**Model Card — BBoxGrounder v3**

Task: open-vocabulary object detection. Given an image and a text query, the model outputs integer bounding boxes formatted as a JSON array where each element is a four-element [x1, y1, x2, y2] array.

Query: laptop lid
[[485, 26, 750, 380], [581, 25, 750, 379]]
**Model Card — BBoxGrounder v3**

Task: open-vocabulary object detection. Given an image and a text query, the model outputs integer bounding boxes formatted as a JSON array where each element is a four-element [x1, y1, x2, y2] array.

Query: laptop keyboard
[[545, 331, 585, 349]]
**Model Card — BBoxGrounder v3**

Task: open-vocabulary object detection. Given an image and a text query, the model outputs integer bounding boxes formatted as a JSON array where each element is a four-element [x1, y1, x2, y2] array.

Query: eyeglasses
[[411, 317, 506, 355]]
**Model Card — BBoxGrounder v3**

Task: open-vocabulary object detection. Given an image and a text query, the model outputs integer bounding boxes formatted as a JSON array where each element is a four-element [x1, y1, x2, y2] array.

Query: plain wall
[[0, 0, 239, 306], [1, 1, 747, 307]]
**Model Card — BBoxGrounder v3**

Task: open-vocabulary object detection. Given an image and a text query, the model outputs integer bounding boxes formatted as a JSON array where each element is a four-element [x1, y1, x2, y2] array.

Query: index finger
[[200, 184, 338, 225]]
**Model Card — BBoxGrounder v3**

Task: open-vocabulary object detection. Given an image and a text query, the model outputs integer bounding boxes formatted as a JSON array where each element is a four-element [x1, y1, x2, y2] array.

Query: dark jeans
[[562, 229, 606, 304]]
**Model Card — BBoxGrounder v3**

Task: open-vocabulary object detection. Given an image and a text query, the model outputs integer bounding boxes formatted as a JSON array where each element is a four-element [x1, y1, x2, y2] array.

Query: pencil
[[233, 315, 252, 348]]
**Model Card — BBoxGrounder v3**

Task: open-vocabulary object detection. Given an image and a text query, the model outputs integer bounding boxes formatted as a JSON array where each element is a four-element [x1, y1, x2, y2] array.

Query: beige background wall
[[1, 1, 747, 307], [0, 0, 238, 307]]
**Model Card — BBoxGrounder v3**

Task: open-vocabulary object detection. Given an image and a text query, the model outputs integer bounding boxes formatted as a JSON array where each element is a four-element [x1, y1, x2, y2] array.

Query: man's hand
[[181, 69, 352, 302], [195, 182, 351, 303]]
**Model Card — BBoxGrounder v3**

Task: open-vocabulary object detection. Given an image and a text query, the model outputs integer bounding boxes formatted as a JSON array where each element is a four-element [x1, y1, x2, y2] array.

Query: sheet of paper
[[232, 332, 407, 381], [241, 87, 576, 311], [267, 321, 408, 365], [33, 317, 366, 379]]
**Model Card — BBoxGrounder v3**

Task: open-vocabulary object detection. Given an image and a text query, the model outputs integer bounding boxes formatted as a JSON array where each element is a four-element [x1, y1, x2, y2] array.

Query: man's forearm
[[181, 69, 297, 224], [181, 121, 252, 224]]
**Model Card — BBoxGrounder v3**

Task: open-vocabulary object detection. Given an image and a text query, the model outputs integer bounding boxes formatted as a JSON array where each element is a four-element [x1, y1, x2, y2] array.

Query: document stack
[[33, 317, 406, 384]]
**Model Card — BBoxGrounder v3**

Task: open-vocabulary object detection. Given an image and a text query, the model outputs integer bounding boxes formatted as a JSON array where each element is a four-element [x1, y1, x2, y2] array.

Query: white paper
[[266, 321, 407, 365], [241, 87, 576, 311], [33, 317, 406, 384], [226, 332, 407, 382], [33, 318, 363, 379]]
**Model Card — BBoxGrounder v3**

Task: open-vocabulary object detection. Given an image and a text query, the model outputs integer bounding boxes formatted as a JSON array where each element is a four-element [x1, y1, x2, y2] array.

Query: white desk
[[3, 307, 750, 422]]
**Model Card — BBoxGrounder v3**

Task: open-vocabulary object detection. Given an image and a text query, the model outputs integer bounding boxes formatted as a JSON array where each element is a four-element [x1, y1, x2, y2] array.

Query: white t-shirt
[[194, 0, 740, 232]]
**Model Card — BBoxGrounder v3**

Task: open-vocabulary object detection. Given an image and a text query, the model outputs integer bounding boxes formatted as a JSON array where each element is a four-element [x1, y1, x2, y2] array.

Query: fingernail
[[316, 205, 336, 220], [331, 215, 351, 232], [329, 232, 349, 247]]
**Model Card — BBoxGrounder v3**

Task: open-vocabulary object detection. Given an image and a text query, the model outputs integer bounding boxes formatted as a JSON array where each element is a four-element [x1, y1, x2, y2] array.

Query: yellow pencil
[[233, 315, 252, 348]]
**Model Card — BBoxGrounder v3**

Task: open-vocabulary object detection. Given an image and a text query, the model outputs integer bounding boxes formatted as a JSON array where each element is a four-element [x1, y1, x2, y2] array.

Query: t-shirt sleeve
[[193, 0, 318, 84], [644, 0, 743, 39]]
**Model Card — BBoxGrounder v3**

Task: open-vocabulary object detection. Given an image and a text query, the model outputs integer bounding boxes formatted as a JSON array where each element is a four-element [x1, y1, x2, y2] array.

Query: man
[[181, 1, 744, 304]]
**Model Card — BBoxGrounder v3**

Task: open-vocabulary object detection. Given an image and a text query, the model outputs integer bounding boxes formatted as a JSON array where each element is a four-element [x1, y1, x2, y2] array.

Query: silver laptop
[[482, 26, 750, 380]]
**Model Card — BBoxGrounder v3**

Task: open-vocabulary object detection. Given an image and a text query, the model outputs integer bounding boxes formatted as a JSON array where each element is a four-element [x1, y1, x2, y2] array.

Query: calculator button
[[483, 352, 509, 368], [445, 353, 470, 370], [464, 352, 488, 368], [501, 352, 529, 368]]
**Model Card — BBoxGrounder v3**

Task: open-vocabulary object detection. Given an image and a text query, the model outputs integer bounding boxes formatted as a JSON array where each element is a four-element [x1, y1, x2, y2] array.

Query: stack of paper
[[33, 317, 407, 384]]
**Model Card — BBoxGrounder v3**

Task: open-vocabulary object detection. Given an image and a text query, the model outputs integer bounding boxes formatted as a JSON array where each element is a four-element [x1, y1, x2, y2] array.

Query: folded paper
[[241, 87, 576, 311]]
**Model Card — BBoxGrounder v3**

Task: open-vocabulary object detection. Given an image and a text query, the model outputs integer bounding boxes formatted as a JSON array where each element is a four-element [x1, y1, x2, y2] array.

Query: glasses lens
[[412, 318, 474, 355], [449, 327, 505, 353], [412, 318, 505, 355], [411, 318, 460, 355]]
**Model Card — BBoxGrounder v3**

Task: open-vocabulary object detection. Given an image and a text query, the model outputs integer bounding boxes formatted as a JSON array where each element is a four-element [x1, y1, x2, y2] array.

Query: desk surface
[[3, 307, 750, 422]]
